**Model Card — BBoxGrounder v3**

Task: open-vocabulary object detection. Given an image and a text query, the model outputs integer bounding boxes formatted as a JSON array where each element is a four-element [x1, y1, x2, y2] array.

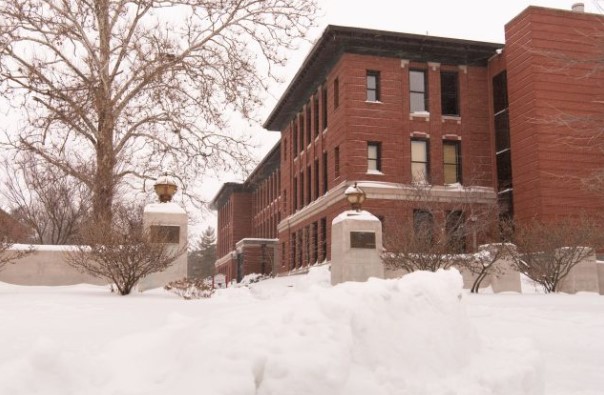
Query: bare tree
[[0, 0, 318, 224], [2, 156, 90, 244], [0, 211, 32, 271], [510, 217, 603, 293], [382, 182, 499, 273], [66, 204, 186, 295], [464, 220, 514, 293]]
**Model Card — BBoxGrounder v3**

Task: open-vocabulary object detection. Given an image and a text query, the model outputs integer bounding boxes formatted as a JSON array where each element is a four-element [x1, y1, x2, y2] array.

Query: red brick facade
[[503, 7, 604, 222], [213, 6, 604, 280]]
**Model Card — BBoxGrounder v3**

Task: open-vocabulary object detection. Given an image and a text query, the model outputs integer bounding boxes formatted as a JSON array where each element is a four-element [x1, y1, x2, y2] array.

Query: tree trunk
[[93, 128, 115, 226]]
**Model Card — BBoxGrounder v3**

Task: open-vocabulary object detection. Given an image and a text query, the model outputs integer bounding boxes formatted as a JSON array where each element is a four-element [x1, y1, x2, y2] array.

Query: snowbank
[[0, 268, 542, 395]]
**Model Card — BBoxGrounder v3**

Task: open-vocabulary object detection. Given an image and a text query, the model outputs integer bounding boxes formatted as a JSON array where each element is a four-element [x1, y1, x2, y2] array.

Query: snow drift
[[0, 268, 542, 395]]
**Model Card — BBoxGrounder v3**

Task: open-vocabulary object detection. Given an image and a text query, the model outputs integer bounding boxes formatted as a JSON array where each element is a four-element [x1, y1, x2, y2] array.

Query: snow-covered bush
[[165, 277, 214, 300]]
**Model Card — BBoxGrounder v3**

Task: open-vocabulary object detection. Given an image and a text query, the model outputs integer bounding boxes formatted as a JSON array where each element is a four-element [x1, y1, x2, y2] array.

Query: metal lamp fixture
[[154, 172, 178, 203], [345, 182, 366, 211]]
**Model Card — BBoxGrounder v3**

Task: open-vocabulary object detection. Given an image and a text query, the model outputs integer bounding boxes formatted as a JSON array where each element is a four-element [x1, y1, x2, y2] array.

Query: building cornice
[[264, 25, 503, 131], [277, 181, 497, 233]]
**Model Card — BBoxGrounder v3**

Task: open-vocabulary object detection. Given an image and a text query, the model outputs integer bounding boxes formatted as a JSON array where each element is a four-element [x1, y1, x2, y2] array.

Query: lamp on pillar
[[345, 182, 366, 212], [154, 172, 178, 203]]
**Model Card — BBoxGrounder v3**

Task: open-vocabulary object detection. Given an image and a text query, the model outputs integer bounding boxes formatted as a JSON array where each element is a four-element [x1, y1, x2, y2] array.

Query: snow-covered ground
[[0, 267, 602, 395]]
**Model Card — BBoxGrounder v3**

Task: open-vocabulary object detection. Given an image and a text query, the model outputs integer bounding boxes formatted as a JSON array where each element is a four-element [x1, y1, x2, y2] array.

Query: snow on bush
[[164, 277, 214, 299]]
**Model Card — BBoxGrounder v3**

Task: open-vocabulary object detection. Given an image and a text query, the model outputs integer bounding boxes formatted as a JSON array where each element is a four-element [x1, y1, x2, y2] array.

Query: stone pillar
[[331, 210, 384, 285], [138, 202, 188, 291], [558, 248, 599, 293], [597, 262, 604, 295], [486, 244, 522, 293]]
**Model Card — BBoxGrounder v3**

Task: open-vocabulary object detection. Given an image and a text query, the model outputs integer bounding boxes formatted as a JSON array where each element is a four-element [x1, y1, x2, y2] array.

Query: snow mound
[[0, 269, 542, 395]]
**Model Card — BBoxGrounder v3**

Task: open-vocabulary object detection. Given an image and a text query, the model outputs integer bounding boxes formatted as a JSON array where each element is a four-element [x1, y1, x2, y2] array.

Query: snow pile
[[0, 269, 542, 395]]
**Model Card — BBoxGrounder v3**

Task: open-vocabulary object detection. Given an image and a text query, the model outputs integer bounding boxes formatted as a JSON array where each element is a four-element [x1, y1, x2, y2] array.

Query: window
[[312, 222, 318, 264], [306, 104, 311, 146], [443, 141, 462, 184], [314, 159, 319, 201], [321, 84, 328, 129], [334, 146, 340, 178], [313, 95, 320, 138], [493, 71, 513, 218], [366, 70, 380, 102], [322, 152, 328, 194], [446, 210, 465, 253], [297, 231, 303, 267], [367, 142, 382, 172], [334, 78, 339, 109], [320, 217, 327, 262], [306, 165, 312, 205], [290, 235, 296, 270], [281, 243, 286, 267], [304, 226, 310, 265], [441, 72, 459, 116], [299, 172, 304, 207], [292, 122, 298, 156], [410, 70, 428, 112], [413, 209, 434, 246], [293, 177, 297, 210], [298, 113, 304, 152], [411, 139, 429, 182]]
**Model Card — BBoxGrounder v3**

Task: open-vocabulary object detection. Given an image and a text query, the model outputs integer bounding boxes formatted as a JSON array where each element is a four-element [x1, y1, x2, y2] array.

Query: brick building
[[212, 5, 604, 282]]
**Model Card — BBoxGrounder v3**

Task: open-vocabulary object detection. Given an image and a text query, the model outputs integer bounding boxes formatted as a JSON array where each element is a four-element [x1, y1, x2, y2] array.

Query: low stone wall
[[0, 243, 187, 290], [0, 245, 105, 286], [460, 245, 604, 295]]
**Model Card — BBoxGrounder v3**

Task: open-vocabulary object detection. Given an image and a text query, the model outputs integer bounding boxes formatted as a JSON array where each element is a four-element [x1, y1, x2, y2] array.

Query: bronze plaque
[[150, 225, 180, 244], [350, 231, 376, 249]]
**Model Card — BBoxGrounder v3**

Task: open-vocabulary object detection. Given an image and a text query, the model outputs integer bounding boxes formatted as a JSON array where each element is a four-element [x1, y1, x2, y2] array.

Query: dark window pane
[[367, 70, 380, 101], [494, 112, 510, 152], [441, 72, 459, 116], [492, 71, 508, 114], [413, 209, 434, 245], [496, 150, 513, 190]]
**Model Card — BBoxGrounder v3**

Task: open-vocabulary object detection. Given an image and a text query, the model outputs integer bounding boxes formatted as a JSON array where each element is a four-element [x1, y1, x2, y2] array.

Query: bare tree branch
[[0, 0, 318, 222]]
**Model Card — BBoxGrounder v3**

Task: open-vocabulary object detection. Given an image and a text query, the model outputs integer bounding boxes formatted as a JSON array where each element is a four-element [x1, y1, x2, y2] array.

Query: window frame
[[440, 71, 459, 116], [409, 69, 428, 113], [367, 141, 382, 172], [321, 84, 328, 130], [411, 139, 430, 183], [366, 70, 381, 102], [413, 209, 434, 245], [334, 77, 340, 109], [443, 140, 462, 185]]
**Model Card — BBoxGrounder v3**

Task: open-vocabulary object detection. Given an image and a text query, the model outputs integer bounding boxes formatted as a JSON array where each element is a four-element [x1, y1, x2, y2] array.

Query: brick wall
[[504, 6, 604, 223]]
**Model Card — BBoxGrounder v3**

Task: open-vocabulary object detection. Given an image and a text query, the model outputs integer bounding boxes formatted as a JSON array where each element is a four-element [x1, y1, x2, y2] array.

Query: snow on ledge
[[143, 202, 186, 214], [9, 244, 82, 252], [332, 210, 379, 225]]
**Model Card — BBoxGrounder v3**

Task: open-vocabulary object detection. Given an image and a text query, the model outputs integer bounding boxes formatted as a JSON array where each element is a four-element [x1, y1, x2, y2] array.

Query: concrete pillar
[[138, 202, 188, 291], [597, 262, 604, 295], [486, 244, 522, 293], [331, 210, 384, 285], [558, 248, 599, 293]]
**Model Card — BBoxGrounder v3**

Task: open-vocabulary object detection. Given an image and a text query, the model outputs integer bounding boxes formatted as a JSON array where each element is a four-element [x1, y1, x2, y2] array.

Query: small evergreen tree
[[188, 227, 217, 279]]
